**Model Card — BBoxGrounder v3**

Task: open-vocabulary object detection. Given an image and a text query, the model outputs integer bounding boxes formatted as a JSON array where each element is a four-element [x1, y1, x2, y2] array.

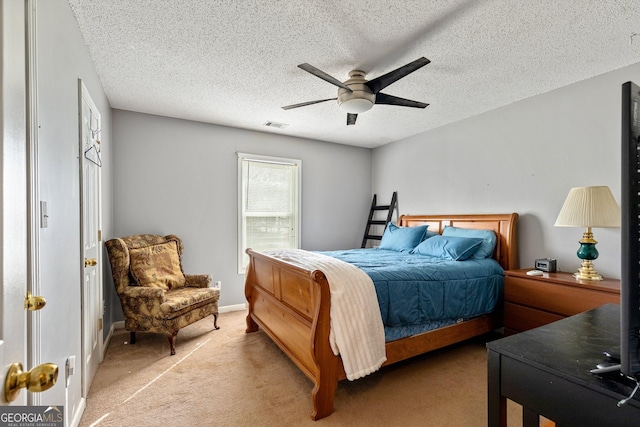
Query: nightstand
[[503, 269, 620, 335]]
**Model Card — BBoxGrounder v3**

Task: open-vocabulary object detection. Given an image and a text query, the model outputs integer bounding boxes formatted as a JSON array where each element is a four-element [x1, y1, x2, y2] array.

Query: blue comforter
[[317, 248, 504, 341]]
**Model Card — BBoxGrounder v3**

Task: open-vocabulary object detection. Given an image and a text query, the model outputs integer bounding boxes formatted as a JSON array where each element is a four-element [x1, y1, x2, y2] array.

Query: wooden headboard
[[398, 213, 519, 271]]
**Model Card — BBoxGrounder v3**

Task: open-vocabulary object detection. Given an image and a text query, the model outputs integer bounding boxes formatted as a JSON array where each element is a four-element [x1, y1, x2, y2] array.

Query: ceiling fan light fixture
[[283, 58, 431, 124], [338, 98, 374, 114]]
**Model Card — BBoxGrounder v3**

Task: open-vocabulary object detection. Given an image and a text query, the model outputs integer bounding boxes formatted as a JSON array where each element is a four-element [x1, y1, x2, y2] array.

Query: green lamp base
[[574, 237, 602, 281]]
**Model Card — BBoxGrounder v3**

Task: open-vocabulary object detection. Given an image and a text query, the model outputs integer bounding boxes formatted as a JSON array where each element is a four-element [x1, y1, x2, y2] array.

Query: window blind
[[238, 153, 301, 273]]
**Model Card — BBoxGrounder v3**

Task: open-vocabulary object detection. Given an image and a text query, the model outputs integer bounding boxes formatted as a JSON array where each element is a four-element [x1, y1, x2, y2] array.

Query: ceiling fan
[[282, 57, 431, 125]]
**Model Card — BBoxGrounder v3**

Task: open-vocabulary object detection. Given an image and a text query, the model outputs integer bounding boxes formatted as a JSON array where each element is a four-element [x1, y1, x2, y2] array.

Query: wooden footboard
[[244, 249, 341, 420], [245, 213, 518, 420]]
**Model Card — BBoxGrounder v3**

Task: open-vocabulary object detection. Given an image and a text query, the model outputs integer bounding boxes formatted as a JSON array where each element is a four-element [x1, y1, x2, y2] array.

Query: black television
[[621, 80, 640, 379]]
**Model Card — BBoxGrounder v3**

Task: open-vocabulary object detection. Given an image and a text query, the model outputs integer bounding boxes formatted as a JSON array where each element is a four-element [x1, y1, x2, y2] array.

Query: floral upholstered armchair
[[105, 234, 219, 355]]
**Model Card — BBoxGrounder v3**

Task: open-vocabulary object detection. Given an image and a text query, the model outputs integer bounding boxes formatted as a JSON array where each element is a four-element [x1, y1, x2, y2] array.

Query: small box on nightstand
[[534, 258, 556, 272]]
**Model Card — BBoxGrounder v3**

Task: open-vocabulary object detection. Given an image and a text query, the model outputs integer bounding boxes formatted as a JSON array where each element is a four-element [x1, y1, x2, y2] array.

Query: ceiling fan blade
[[375, 92, 429, 108], [282, 98, 337, 110], [298, 63, 352, 92], [347, 113, 357, 125], [365, 57, 431, 94]]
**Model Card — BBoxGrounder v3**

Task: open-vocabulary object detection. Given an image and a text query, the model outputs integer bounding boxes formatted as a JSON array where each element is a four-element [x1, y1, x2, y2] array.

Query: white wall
[[112, 110, 372, 307], [373, 61, 640, 279], [36, 0, 113, 421]]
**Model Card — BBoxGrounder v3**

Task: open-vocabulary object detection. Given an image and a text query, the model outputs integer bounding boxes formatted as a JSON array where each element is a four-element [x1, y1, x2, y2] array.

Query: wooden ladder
[[361, 191, 397, 248]]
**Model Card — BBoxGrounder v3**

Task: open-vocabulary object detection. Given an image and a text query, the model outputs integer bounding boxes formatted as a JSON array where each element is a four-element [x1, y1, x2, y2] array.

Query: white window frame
[[237, 152, 302, 274]]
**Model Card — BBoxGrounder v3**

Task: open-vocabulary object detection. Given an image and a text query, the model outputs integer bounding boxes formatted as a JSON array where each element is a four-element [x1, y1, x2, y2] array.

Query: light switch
[[40, 201, 48, 228], [68, 355, 76, 376]]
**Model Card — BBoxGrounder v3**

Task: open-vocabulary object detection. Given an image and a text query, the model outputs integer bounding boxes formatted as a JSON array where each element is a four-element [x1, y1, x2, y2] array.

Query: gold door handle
[[24, 291, 46, 311], [84, 258, 97, 267], [4, 362, 58, 402]]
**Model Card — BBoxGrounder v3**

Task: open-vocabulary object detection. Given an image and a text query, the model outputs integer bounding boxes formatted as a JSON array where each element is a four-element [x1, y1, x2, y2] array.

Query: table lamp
[[554, 186, 620, 280]]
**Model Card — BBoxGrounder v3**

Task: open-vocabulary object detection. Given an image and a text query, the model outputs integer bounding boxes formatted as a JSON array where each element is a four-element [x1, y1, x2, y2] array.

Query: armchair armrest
[[122, 286, 165, 300], [185, 274, 212, 288]]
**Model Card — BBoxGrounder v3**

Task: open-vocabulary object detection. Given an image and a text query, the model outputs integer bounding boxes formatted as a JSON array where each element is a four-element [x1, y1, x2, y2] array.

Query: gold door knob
[[4, 362, 58, 402], [24, 291, 46, 311], [84, 258, 97, 267]]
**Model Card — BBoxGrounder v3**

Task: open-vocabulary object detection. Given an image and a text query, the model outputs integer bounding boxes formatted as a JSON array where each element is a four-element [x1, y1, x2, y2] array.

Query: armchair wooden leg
[[167, 331, 178, 355], [130, 332, 136, 344], [213, 313, 220, 330]]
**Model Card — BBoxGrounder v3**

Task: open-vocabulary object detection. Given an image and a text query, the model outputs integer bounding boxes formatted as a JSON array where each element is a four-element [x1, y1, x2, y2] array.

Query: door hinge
[[98, 318, 103, 331], [98, 229, 102, 241]]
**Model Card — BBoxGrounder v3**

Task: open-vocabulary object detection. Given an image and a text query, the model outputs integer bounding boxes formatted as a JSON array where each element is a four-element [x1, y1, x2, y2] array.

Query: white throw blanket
[[264, 249, 387, 380]]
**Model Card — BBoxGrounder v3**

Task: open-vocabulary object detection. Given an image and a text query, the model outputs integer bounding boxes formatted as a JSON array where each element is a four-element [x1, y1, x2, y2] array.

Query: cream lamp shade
[[554, 186, 620, 280], [554, 186, 621, 228]]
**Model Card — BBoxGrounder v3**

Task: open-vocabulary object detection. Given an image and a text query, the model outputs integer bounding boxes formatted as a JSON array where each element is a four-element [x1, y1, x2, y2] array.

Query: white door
[[79, 81, 103, 397], [0, 0, 29, 407], [1, 0, 57, 407]]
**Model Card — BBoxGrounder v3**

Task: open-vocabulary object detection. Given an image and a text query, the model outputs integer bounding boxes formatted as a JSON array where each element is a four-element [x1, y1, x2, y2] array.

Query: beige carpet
[[79, 310, 526, 426]]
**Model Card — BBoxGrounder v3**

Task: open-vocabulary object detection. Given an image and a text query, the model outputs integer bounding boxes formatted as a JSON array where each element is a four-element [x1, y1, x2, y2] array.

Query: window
[[237, 153, 301, 273]]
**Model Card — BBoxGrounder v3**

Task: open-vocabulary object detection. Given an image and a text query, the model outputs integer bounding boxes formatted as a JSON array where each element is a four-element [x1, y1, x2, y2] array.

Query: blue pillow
[[423, 229, 439, 240], [410, 235, 483, 261], [442, 226, 497, 259], [379, 223, 428, 252]]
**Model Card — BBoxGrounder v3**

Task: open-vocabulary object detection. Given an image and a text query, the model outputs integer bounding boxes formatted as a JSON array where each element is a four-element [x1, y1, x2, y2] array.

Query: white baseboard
[[219, 303, 246, 313], [102, 320, 124, 354], [68, 397, 85, 427]]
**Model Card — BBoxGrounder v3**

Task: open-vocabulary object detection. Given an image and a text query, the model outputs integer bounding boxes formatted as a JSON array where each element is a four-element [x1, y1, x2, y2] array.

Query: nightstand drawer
[[504, 276, 619, 316], [504, 301, 563, 333], [503, 269, 620, 335]]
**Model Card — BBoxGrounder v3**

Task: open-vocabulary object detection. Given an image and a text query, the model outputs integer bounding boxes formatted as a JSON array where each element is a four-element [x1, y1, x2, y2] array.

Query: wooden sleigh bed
[[244, 213, 518, 420]]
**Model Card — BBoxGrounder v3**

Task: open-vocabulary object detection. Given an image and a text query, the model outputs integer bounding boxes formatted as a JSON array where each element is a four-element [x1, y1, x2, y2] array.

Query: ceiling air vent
[[264, 121, 289, 129]]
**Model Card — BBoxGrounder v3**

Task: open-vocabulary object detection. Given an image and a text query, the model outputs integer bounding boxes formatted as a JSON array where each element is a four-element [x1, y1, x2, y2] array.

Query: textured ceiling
[[67, 0, 640, 148]]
